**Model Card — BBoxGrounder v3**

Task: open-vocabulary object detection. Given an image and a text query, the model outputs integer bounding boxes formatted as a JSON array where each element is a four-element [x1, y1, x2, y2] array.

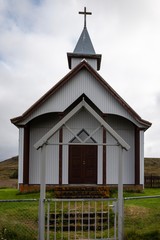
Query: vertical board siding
[[62, 145, 68, 184], [22, 70, 142, 128], [29, 127, 48, 184], [106, 115, 135, 184], [18, 128, 24, 184], [106, 145, 119, 184], [28, 109, 136, 185], [65, 108, 101, 139], [28, 109, 135, 185], [71, 58, 97, 70], [119, 129, 135, 184], [29, 114, 59, 184], [45, 133, 59, 184]]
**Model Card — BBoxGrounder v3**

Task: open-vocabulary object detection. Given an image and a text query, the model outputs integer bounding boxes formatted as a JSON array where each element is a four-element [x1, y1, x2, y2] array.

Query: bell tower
[[67, 7, 102, 71]]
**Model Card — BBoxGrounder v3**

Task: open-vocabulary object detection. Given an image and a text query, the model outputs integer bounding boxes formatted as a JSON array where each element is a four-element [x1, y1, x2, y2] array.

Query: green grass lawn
[[0, 188, 55, 200], [123, 189, 160, 240], [0, 188, 160, 240], [0, 188, 40, 199]]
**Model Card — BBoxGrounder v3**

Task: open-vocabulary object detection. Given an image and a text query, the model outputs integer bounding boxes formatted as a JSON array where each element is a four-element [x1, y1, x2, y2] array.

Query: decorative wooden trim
[[135, 127, 140, 185], [23, 124, 30, 184], [103, 127, 106, 184], [59, 128, 63, 185]]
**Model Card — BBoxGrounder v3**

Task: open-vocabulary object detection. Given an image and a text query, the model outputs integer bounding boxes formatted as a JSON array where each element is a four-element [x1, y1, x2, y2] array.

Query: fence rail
[[1, 195, 160, 239], [144, 175, 160, 188], [45, 198, 118, 240]]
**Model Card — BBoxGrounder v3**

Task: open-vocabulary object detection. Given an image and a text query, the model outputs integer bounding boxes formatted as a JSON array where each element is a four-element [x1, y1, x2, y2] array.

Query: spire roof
[[73, 27, 96, 54]]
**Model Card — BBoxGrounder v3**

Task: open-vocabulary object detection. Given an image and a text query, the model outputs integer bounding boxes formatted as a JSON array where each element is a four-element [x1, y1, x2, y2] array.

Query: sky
[[0, 0, 160, 161]]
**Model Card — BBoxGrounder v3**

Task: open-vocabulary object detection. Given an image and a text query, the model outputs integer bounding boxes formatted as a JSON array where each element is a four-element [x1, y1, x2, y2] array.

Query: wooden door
[[69, 145, 97, 184]]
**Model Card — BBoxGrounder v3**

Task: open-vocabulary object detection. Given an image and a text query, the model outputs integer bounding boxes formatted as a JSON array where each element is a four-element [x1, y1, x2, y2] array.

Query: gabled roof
[[73, 27, 95, 54], [11, 60, 151, 129]]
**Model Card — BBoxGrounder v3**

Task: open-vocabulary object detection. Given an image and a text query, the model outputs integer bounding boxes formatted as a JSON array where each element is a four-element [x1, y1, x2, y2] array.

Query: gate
[[45, 198, 118, 240]]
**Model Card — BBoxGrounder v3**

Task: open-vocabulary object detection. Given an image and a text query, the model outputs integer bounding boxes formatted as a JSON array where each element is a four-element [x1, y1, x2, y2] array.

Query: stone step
[[54, 186, 110, 199], [48, 211, 114, 231]]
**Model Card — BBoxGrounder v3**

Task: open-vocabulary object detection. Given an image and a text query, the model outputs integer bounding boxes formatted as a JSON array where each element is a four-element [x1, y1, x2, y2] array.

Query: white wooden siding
[[106, 116, 135, 184], [62, 145, 68, 184], [28, 109, 135, 185], [29, 126, 47, 184], [21, 69, 143, 128], [45, 134, 59, 184], [18, 128, 24, 185], [71, 58, 97, 70], [106, 144, 119, 184], [29, 115, 59, 184]]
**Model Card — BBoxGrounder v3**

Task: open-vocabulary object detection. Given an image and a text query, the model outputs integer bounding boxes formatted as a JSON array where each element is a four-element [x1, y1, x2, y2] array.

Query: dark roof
[[67, 27, 101, 70], [74, 27, 95, 54], [11, 60, 151, 129], [67, 52, 102, 70]]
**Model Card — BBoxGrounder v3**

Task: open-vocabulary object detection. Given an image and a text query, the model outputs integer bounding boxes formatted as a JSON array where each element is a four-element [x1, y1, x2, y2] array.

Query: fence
[[45, 198, 117, 240], [1, 196, 160, 240], [0, 199, 39, 240], [0, 198, 117, 240], [144, 175, 160, 188]]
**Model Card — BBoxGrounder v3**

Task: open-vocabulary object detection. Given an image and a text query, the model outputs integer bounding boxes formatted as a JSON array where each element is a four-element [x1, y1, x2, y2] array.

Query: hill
[[144, 157, 160, 175], [0, 157, 159, 188], [0, 156, 18, 188]]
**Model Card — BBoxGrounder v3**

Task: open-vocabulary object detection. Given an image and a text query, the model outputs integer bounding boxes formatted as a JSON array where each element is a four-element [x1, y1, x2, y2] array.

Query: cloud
[[0, 0, 160, 160]]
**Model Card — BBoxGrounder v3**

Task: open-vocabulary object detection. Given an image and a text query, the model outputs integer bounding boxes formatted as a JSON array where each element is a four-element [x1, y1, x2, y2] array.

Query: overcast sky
[[0, 0, 160, 161]]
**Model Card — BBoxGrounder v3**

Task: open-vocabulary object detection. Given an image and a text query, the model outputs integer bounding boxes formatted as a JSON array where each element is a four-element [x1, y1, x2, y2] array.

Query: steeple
[[73, 27, 96, 55], [67, 7, 102, 71]]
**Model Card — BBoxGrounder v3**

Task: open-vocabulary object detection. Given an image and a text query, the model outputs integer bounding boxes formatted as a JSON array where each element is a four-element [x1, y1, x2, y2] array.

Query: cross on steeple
[[79, 7, 92, 28]]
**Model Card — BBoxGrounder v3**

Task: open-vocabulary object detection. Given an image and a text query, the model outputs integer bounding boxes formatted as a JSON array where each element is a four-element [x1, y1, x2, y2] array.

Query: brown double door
[[69, 145, 97, 184]]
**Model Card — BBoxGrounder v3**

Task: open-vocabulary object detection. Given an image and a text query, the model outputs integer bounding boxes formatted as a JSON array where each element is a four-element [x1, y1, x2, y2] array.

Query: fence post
[[118, 146, 124, 240], [38, 144, 46, 240]]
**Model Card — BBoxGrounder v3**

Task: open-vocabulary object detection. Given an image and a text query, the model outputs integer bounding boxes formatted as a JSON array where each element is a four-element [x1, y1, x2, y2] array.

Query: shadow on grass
[[125, 230, 160, 240]]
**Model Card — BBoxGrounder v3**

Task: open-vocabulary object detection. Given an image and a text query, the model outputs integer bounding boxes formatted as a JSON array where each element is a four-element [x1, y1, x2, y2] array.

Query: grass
[[0, 188, 40, 199], [0, 157, 160, 239], [0, 198, 39, 239], [123, 188, 160, 240], [0, 188, 160, 239]]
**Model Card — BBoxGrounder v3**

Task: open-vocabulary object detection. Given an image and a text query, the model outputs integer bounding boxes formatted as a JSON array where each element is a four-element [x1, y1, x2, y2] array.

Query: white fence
[[1, 196, 160, 239], [45, 198, 118, 240]]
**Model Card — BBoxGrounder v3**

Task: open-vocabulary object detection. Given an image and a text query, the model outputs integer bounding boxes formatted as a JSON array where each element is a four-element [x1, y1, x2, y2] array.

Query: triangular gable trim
[[11, 60, 151, 128], [34, 99, 130, 151]]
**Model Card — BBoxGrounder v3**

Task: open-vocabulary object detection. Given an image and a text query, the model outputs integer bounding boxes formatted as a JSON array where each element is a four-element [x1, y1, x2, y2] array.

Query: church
[[11, 8, 151, 195]]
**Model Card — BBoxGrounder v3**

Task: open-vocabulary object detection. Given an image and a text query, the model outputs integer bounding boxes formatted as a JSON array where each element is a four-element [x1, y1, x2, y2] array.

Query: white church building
[[11, 8, 151, 195]]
